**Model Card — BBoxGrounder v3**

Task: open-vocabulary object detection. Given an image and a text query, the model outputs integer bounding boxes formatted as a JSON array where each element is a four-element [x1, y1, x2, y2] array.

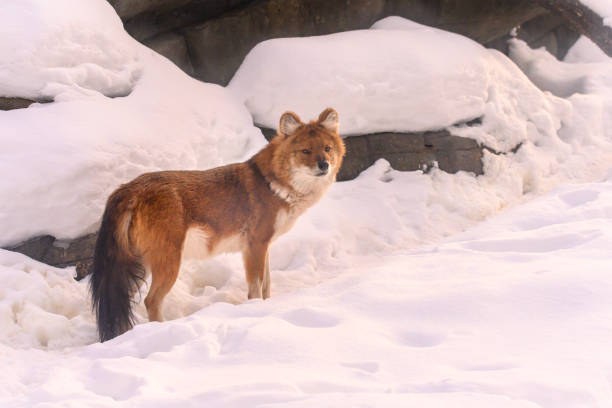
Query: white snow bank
[[0, 1, 265, 246], [508, 39, 612, 160], [0, 0, 140, 100]]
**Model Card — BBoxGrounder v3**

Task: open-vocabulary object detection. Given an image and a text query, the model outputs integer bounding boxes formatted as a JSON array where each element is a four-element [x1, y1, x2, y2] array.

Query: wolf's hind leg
[[144, 251, 181, 322]]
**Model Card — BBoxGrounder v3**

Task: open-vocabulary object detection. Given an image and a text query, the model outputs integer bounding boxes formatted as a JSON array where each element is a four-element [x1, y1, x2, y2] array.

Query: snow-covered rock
[[0, 0, 265, 247], [229, 19, 492, 136]]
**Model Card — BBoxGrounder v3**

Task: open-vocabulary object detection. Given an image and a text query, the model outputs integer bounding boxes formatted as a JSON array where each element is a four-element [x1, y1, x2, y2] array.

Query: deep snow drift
[[2, 3, 612, 408]]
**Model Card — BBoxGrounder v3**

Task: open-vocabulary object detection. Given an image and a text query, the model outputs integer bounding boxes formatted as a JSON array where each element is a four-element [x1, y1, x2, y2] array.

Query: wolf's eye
[[324, 146, 331, 152], [301, 149, 311, 155]]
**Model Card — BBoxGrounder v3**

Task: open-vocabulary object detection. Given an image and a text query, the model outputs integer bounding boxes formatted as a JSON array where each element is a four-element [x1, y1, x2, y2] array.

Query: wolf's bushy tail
[[90, 193, 145, 342]]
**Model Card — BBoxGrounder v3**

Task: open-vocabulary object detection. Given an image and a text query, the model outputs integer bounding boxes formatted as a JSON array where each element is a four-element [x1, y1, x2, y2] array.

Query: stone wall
[[487, 12, 580, 59]]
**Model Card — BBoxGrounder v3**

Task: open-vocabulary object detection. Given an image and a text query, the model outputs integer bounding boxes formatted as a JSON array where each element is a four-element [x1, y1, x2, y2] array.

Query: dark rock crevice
[[0, 97, 48, 110], [5, 234, 97, 280], [108, 0, 569, 86], [119, 0, 256, 42]]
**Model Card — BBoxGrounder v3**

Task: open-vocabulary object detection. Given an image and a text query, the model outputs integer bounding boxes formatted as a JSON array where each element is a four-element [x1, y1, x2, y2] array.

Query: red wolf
[[90, 108, 345, 341]]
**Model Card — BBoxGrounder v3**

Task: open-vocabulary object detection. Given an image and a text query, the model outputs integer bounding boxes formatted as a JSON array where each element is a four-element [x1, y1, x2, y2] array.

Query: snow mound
[[229, 19, 491, 135], [0, 251, 95, 348], [229, 16, 562, 156], [507, 38, 612, 162], [0, 0, 141, 100], [0, 2, 265, 246]]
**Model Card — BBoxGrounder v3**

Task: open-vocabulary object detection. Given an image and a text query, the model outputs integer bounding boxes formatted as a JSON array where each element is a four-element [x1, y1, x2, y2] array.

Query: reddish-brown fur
[[90, 108, 345, 341]]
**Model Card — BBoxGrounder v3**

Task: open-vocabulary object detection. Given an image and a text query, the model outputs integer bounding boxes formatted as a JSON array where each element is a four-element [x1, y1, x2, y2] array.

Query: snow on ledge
[[228, 19, 492, 136]]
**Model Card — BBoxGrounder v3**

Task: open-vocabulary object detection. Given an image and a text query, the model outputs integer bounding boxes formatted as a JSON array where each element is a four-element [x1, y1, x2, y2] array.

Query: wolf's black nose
[[318, 160, 329, 171]]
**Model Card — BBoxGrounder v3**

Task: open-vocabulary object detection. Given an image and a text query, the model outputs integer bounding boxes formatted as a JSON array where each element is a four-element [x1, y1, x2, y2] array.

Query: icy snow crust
[[2, 7, 612, 408]]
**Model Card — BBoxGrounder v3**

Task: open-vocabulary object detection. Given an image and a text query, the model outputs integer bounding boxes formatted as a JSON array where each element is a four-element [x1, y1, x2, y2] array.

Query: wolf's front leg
[[262, 251, 271, 299], [243, 244, 268, 299]]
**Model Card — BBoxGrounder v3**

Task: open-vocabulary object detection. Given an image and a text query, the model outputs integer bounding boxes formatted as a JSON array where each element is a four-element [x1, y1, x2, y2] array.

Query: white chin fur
[[290, 164, 334, 195]]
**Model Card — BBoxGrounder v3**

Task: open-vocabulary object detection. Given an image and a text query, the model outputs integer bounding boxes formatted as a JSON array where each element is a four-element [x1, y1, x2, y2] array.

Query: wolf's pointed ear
[[279, 111, 302, 137], [318, 108, 339, 133]]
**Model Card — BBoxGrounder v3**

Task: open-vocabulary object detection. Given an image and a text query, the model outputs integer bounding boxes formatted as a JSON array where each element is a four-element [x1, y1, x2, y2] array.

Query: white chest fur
[[272, 178, 333, 241], [273, 208, 301, 241]]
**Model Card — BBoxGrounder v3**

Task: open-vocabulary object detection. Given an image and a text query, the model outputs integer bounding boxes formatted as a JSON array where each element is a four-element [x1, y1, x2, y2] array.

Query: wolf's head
[[271, 108, 345, 194]]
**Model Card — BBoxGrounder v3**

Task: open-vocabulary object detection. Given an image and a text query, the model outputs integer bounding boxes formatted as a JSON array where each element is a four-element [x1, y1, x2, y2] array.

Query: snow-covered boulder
[[229, 17, 564, 153], [229, 19, 492, 136], [231, 15, 612, 195]]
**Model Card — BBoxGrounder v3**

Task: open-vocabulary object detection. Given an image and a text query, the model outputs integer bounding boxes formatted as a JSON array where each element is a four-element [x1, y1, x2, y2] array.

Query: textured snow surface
[[3, 174, 612, 407]]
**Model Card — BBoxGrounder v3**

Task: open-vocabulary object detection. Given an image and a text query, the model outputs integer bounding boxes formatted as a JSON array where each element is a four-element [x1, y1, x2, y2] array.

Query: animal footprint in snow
[[398, 331, 445, 348], [341, 361, 380, 373], [559, 189, 599, 207], [281, 308, 341, 328]]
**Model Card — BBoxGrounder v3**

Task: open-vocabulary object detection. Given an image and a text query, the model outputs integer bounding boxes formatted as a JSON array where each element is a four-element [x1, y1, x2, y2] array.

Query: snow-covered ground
[[2, 2, 612, 407], [3, 170, 612, 407]]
